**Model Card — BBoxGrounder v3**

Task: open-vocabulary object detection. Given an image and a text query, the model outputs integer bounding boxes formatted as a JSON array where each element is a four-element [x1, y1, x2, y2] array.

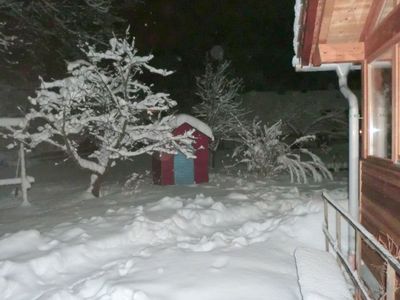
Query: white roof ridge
[[174, 114, 214, 141]]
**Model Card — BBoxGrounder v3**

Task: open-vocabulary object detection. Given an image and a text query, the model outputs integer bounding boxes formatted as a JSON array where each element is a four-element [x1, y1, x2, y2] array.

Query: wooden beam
[[319, 0, 335, 43], [309, 0, 326, 66], [365, 4, 400, 59], [301, 0, 320, 65], [317, 42, 365, 63], [359, 0, 386, 41], [361, 61, 369, 159], [311, 45, 322, 66], [395, 44, 400, 161]]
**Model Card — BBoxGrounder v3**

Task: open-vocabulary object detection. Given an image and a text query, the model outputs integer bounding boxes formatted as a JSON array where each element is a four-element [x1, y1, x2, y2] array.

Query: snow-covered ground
[[0, 158, 348, 300]]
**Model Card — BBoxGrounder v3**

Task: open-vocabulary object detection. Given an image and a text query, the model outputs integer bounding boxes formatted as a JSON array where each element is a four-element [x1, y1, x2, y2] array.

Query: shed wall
[[173, 123, 210, 184], [161, 153, 174, 185]]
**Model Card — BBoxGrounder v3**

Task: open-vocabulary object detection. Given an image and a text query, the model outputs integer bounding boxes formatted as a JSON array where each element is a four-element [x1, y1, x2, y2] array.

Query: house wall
[[360, 27, 400, 296], [360, 158, 400, 298]]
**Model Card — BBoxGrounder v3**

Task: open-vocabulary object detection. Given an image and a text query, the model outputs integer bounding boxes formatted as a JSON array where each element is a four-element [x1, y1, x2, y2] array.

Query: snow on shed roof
[[173, 114, 214, 140]]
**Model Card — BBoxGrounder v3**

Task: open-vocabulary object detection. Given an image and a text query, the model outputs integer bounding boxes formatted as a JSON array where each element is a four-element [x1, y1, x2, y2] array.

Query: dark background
[[1, 0, 360, 114]]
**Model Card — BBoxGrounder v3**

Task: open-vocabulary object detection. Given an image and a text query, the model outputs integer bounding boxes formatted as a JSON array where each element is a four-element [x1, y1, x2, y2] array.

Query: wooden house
[[293, 0, 400, 298], [152, 114, 214, 185]]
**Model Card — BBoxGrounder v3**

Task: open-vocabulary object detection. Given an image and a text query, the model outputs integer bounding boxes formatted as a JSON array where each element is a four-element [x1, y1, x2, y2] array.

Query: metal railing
[[322, 191, 400, 300]]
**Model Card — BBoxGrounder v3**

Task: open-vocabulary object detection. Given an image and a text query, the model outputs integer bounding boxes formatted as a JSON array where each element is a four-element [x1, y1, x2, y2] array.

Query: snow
[[173, 114, 214, 140], [292, 0, 303, 67], [0, 159, 350, 299], [295, 248, 353, 300], [0, 118, 25, 128]]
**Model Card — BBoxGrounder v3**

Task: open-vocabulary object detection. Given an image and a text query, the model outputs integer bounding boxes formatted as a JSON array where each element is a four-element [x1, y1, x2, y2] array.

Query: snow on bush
[[233, 118, 333, 184], [11, 31, 193, 197], [0, 22, 17, 54], [193, 59, 248, 154]]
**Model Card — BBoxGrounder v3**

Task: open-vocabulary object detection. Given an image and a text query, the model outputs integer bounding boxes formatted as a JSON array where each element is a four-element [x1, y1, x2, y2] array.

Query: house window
[[368, 49, 393, 159]]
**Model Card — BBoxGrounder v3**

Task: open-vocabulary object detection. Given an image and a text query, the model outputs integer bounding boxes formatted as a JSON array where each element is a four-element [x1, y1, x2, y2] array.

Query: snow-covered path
[[0, 161, 347, 300]]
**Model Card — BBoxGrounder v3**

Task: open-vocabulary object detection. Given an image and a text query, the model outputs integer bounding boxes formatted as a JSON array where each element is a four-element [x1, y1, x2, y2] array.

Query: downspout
[[296, 62, 360, 257], [336, 63, 359, 258]]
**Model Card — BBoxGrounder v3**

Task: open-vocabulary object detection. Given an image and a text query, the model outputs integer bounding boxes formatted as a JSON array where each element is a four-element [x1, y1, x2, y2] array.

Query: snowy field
[[0, 157, 348, 300]]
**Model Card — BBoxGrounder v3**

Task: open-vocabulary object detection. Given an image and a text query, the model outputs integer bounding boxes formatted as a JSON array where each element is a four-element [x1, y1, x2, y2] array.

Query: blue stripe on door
[[174, 152, 194, 185]]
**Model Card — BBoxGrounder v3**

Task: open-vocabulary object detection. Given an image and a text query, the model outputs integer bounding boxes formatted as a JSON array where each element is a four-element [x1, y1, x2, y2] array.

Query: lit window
[[369, 49, 393, 159]]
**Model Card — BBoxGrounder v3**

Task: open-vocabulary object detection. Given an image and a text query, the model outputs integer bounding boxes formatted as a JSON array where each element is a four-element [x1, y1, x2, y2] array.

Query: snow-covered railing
[[322, 191, 400, 300], [0, 118, 34, 206]]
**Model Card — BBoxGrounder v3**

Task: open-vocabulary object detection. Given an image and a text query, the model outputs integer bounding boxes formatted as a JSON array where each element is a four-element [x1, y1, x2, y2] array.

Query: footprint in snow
[[139, 248, 152, 257], [211, 256, 229, 269], [37, 239, 60, 251], [118, 259, 135, 276], [226, 192, 249, 200], [134, 291, 149, 300]]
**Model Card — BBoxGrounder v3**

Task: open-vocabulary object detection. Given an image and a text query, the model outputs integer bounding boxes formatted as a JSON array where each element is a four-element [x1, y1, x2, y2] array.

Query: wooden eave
[[296, 0, 400, 67]]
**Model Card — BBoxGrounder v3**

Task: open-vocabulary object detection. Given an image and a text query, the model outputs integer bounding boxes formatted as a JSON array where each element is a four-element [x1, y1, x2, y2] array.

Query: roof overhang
[[293, 0, 400, 71]]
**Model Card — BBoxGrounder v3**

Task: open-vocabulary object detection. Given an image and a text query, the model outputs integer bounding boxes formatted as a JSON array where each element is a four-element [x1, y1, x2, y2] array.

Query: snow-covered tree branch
[[233, 118, 332, 184], [283, 107, 348, 146], [0, 0, 143, 75], [11, 33, 193, 197]]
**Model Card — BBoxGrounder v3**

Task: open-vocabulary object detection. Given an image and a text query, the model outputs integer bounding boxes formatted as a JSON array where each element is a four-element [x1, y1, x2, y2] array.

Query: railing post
[[336, 210, 342, 263], [324, 197, 329, 252], [19, 142, 29, 206], [355, 231, 363, 300], [355, 231, 362, 271], [386, 264, 396, 300]]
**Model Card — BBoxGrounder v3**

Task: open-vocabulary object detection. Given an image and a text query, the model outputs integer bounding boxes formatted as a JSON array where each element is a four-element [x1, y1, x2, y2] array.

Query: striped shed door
[[174, 152, 194, 185]]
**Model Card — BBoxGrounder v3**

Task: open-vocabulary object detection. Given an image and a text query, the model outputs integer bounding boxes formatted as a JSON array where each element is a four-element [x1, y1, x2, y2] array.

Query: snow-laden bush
[[193, 59, 248, 155], [11, 32, 193, 197], [233, 119, 332, 183]]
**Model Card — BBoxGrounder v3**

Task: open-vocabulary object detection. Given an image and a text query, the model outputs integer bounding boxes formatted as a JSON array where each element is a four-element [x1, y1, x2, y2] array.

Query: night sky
[[124, 1, 338, 94], [2, 0, 359, 112]]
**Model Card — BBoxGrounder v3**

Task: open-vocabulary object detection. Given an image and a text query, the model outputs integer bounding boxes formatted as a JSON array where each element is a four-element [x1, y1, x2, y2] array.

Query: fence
[[0, 118, 34, 205], [322, 191, 400, 300]]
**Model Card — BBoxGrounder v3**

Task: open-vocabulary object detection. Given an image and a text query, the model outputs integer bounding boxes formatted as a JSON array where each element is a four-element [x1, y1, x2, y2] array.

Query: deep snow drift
[[0, 159, 348, 300]]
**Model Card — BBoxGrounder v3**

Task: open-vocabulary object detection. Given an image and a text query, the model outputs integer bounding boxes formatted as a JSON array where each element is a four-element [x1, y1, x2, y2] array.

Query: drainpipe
[[336, 63, 359, 258], [296, 62, 360, 260]]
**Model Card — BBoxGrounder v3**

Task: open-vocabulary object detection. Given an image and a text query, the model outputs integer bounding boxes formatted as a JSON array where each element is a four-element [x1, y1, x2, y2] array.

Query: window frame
[[365, 45, 399, 162]]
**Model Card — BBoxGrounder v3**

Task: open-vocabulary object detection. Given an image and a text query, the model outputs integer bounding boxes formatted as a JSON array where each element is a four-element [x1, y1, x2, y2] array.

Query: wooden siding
[[361, 158, 400, 295], [361, 158, 400, 241]]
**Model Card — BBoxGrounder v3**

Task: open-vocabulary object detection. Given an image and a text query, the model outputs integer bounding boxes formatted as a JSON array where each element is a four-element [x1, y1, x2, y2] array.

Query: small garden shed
[[152, 114, 214, 185]]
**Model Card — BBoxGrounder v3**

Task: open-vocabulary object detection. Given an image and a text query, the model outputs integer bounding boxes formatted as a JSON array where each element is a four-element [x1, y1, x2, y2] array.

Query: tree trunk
[[210, 140, 220, 169], [211, 149, 217, 169], [89, 173, 105, 198]]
